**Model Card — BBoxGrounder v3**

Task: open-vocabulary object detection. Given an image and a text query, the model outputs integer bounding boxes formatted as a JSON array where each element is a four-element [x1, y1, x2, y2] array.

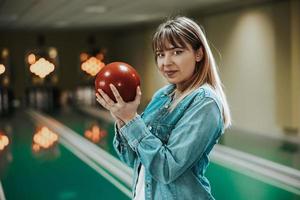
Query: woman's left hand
[[96, 84, 142, 124]]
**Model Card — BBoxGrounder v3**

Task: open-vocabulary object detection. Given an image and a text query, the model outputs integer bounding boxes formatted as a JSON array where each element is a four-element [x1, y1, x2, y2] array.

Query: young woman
[[96, 16, 231, 200]]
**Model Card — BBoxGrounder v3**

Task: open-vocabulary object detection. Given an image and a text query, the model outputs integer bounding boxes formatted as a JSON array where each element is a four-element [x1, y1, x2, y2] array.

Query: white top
[[134, 165, 145, 200]]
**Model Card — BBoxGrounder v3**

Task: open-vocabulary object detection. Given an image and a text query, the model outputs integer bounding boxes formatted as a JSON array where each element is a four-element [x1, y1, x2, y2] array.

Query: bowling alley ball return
[[95, 62, 141, 102]]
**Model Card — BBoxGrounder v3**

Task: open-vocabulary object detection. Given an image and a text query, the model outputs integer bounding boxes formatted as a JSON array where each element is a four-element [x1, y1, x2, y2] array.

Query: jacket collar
[[162, 84, 176, 97]]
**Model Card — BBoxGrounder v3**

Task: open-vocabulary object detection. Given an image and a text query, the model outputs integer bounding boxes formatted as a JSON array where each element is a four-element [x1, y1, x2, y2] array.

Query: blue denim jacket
[[113, 83, 224, 200]]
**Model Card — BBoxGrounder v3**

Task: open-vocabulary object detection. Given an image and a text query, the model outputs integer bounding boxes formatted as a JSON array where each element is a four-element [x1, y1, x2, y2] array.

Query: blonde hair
[[152, 16, 231, 128]]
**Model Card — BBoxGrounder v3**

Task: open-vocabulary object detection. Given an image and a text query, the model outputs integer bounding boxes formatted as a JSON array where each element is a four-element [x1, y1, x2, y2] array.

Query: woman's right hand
[[111, 113, 125, 129], [95, 92, 125, 129]]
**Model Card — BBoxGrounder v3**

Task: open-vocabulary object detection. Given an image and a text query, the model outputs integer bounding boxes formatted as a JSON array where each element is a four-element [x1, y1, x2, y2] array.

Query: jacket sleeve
[[113, 123, 137, 168], [118, 95, 223, 184], [112, 86, 170, 168]]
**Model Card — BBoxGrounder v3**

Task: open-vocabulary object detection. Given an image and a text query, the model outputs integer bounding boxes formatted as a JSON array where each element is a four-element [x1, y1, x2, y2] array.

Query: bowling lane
[[48, 107, 119, 159], [46, 107, 300, 200], [207, 163, 298, 200], [220, 129, 300, 170], [0, 111, 129, 200]]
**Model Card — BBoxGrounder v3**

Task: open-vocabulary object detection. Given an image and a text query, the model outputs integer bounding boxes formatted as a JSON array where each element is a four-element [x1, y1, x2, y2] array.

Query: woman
[[96, 16, 231, 200]]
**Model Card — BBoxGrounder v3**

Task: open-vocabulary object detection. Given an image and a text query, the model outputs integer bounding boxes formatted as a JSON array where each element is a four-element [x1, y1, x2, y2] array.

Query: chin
[[165, 79, 178, 84]]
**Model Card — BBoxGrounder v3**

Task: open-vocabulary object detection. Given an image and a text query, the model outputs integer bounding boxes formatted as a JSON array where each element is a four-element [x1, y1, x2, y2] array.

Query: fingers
[[109, 84, 125, 104], [97, 89, 115, 107], [95, 92, 110, 110], [134, 86, 142, 103]]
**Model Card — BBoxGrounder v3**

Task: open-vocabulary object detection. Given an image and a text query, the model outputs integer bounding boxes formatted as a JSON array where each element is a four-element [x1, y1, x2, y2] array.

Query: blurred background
[[0, 0, 299, 199]]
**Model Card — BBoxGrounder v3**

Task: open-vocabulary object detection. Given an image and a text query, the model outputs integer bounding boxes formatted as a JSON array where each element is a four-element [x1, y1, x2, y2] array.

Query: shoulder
[[191, 84, 223, 116], [152, 84, 175, 99]]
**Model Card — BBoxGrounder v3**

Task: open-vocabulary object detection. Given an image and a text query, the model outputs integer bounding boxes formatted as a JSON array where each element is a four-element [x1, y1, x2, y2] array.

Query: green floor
[[0, 111, 128, 200], [220, 129, 300, 170], [1, 109, 299, 200]]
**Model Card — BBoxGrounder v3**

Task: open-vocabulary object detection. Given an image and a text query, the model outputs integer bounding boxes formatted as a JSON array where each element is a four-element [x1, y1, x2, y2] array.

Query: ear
[[195, 47, 204, 62]]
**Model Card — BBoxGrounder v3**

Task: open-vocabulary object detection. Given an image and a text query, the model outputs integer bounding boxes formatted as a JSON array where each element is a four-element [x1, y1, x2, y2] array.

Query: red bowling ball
[[95, 62, 141, 102]]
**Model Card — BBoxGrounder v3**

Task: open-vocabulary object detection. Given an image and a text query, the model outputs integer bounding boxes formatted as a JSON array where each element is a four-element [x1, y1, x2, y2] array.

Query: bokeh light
[[1, 48, 9, 58], [84, 125, 107, 143], [30, 57, 55, 78], [80, 52, 89, 62], [32, 126, 59, 152], [0, 133, 10, 151], [27, 53, 36, 64], [48, 48, 58, 59], [81, 56, 105, 76], [0, 64, 5, 75]]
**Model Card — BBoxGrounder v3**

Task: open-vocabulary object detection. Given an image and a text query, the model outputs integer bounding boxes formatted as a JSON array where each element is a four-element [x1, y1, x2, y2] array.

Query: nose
[[162, 53, 172, 67]]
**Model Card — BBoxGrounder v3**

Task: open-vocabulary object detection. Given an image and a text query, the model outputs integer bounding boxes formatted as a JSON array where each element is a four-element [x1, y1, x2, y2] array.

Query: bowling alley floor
[[220, 128, 300, 171], [0, 108, 299, 200], [0, 111, 128, 200]]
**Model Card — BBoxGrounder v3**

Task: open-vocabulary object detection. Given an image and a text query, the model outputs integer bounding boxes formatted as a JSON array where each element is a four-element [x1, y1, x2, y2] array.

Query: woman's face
[[156, 41, 200, 89]]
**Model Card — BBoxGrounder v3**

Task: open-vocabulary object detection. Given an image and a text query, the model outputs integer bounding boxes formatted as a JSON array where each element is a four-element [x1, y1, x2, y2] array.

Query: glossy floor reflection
[[0, 108, 299, 200]]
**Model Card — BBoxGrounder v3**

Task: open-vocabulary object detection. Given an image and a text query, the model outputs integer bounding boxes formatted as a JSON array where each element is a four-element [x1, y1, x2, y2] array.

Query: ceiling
[[0, 0, 274, 30]]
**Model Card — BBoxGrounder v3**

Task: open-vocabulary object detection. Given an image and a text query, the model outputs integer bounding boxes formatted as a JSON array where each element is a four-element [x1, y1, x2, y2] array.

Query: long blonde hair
[[152, 16, 231, 128]]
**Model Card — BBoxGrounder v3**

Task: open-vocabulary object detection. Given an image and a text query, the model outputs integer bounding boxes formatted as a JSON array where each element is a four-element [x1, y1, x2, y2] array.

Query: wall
[[290, 0, 300, 132], [203, 0, 298, 135]]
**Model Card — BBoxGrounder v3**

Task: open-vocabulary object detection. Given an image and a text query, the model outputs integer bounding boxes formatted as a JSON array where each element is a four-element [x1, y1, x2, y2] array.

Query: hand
[[95, 101, 125, 128], [95, 84, 142, 124]]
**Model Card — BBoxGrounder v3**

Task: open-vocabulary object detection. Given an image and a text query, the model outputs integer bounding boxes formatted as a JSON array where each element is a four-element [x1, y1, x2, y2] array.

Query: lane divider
[[59, 136, 131, 197], [0, 181, 6, 200], [79, 106, 300, 195], [230, 127, 300, 145], [77, 106, 115, 123], [29, 108, 300, 196], [27, 110, 133, 198], [211, 145, 300, 195]]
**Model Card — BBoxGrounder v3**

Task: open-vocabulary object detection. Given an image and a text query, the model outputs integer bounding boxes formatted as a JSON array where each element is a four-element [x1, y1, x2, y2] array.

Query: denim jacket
[[113, 83, 224, 200]]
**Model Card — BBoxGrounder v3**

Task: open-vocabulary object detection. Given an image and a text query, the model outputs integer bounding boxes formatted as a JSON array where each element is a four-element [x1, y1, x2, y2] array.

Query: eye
[[174, 50, 183, 55], [156, 52, 164, 58]]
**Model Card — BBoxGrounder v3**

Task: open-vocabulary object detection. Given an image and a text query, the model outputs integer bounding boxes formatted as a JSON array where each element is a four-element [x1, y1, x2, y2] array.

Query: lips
[[165, 70, 178, 77]]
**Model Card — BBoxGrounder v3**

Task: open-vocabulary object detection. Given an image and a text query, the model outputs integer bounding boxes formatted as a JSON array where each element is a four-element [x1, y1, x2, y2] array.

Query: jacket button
[[148, 126, 152, 131], [164, 105, 169, 109]]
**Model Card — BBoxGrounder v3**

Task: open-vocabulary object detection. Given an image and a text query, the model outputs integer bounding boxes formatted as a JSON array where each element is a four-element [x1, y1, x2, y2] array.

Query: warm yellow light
[[96, 53, 104, 61], [80, 52, 89, 62], [30, 58, 55, 78], [49, 48, 58, 59], [33, 134, 41, 144], [84, 130, 92, 138], [32, 143, 40, 152], [81, 57, 105, 76], [0, 64, 5, 75], [2, 135, 9, 146], [28, 53, 36, 64], [84, 125, 107, 143], [92, 125, 100, 134], [1, 48, 9, 58], [32, 126, 59, 150], [0, 143, 4, 151], [0, 134, 9, 151]]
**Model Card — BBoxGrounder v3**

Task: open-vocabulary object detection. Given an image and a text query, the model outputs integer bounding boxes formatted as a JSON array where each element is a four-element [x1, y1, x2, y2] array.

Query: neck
[[176, 83, 186, 92], [176, 77, 194, 92], [172, 88, 182, 101]]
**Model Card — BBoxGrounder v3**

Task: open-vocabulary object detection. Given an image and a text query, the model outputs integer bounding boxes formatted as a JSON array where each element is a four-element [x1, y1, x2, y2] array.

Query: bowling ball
[[95, 62, 141, 102]]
